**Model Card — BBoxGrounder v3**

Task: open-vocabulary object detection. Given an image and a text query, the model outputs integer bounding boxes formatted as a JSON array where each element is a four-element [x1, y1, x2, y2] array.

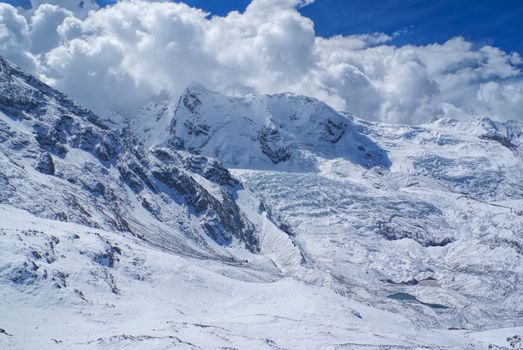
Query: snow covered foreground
[[1, 205, 520, 350], [1, 55, 523, 349]]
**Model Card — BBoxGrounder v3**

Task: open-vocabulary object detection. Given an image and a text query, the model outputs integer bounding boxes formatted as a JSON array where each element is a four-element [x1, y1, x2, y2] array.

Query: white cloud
[[0, 0, 521, 124], [477, 81, 523, 121], [0, 3, 36, 70], [30, 4, 73, 53]]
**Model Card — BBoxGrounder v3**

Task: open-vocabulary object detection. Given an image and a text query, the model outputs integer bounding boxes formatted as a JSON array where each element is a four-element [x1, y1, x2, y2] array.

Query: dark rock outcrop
[[34, 152, 55, 175]]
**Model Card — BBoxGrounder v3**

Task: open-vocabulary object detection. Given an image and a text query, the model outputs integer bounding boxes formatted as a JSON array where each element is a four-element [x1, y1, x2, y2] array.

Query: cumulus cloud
[[0, 0, 521, 124], [30, 4, 73, 53], [477, 81, 523, 121], [0, 3, 36, 70]]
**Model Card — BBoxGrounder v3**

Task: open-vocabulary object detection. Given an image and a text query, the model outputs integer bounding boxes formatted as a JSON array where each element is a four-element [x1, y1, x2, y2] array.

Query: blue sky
[[5, 0, 523, 54], [192, 0, 523, 54], [300, 0, 523, 55], [110, 0, 523, 55]]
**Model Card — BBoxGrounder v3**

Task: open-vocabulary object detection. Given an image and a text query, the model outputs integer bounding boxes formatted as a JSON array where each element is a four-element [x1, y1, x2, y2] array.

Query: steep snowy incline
[[0, 56, 303, 272], [134, 84, 523, 332]]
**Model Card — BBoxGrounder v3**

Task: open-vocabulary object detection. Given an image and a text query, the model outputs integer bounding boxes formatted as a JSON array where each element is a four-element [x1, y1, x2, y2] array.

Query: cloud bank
[[0, 0, 522, 124]]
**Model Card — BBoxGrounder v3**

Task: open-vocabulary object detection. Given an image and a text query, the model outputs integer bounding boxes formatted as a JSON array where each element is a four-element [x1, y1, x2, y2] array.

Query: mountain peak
[[184, 81, 212, 94], [133, 85, 391, 169]]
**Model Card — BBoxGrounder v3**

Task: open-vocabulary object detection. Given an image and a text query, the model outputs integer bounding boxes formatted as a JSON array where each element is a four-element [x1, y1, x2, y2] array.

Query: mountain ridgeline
[[1, 55, 523, 349], [0, 56, 269, 258]]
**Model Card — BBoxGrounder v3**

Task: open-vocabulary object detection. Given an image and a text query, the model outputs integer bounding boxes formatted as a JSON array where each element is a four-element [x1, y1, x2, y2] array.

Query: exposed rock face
[[34, 152, 55, 175], [259, 126, 292, 164], [480, 134, 518, 152], [149, 148, 259, 252]]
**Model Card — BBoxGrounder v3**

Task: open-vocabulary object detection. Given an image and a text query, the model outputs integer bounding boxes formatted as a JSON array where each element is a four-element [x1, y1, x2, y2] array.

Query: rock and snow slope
[[0, 56, 304, 266], [1, 56, 523, 349], [134, 85, 523, 330], [5, 204, 516, 350], [133, 83, 390, 171]]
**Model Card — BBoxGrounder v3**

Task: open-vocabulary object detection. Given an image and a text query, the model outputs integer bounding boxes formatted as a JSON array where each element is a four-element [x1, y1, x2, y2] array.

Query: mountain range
[[1, 55, 522, 349]]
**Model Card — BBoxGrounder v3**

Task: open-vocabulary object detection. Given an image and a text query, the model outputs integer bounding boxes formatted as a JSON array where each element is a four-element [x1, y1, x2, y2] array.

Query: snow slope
[[2, 204, 520, 350]]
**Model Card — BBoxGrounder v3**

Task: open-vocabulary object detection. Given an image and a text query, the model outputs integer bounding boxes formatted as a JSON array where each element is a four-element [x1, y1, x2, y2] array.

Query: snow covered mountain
[[0, 56, 294, 259], [133, 83, 391, 171], [1, 56, 523, 349], [133, 84, 523, 333]]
